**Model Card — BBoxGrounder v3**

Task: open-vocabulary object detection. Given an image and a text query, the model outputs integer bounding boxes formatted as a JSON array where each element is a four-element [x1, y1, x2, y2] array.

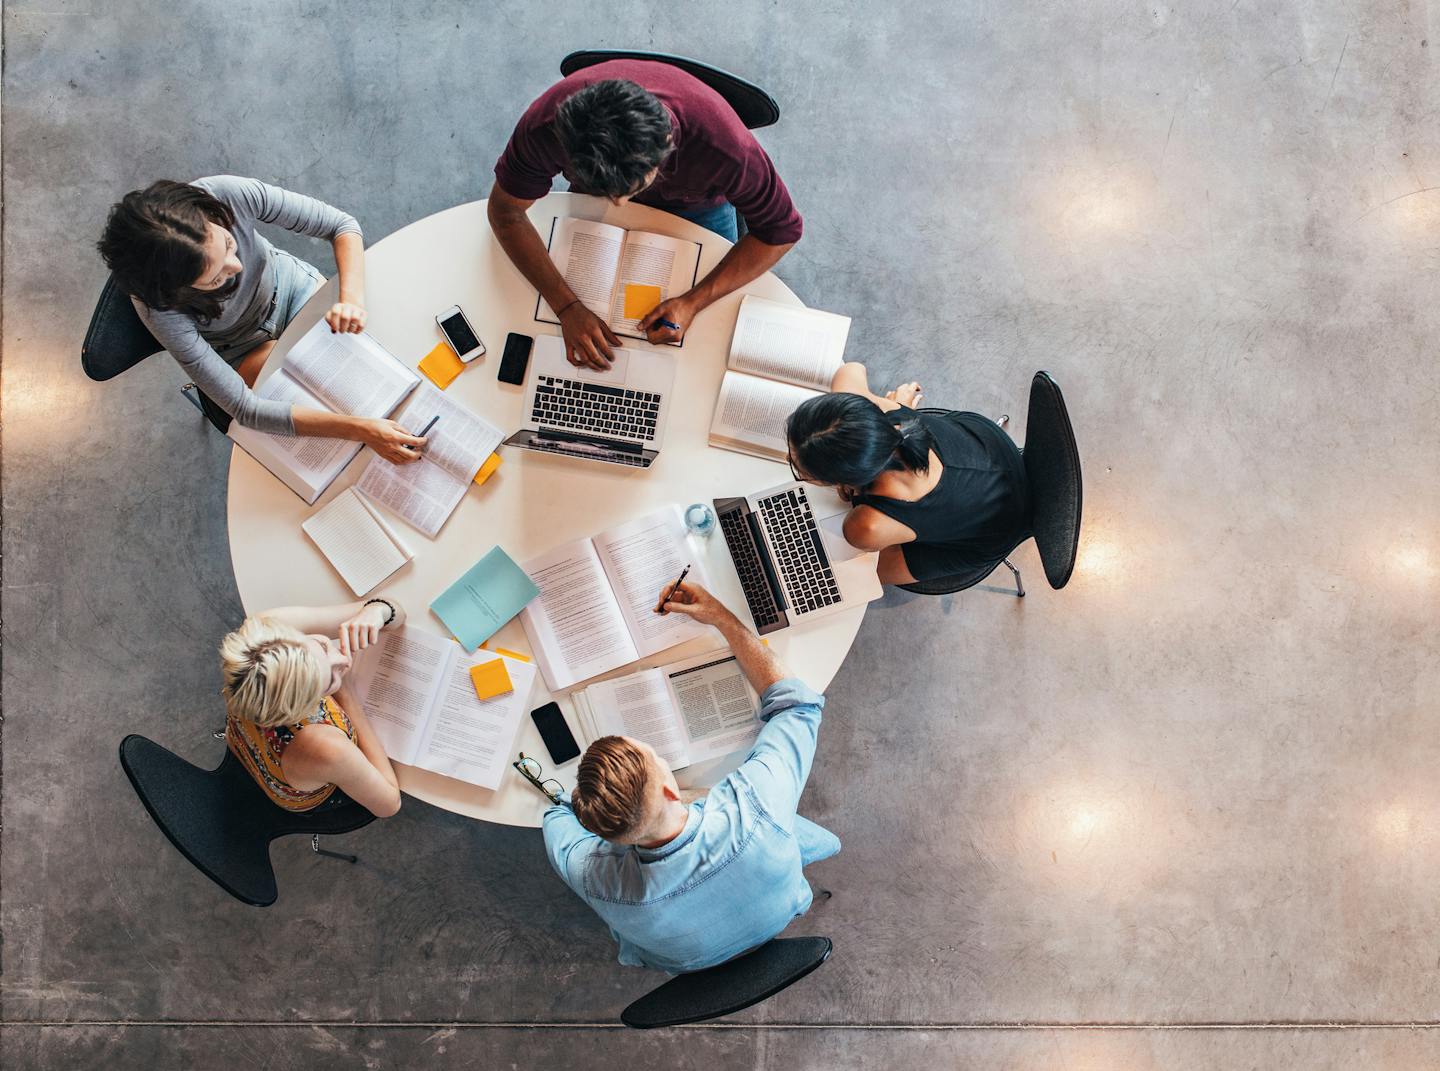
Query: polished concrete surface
[[4, 1, 1439, 1067]]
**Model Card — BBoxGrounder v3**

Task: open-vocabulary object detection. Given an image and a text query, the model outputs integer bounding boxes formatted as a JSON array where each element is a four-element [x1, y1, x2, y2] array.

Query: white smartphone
[[436, 305, 486, 363]]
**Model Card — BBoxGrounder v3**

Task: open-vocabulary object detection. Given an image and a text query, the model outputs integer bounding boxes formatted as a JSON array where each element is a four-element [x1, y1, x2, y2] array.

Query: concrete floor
[[4, 0, 1440, 1067]]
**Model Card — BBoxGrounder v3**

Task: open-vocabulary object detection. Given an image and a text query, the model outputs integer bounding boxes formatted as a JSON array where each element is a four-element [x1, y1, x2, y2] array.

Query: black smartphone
[[498, 332, 534, 385], [531, 702, 581, 765]]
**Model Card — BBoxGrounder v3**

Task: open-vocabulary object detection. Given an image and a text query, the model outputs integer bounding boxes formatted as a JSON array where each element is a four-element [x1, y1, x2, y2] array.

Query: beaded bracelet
[[362, 597, 396, 627]]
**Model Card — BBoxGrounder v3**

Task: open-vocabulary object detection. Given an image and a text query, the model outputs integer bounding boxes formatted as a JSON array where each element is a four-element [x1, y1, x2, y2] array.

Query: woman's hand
[[336, 600, 395, 657], [325, 300, 367, 334], [638, 294, 697, 346], [559, 302, 620, 369], [363, 418, 427, 463], [885, 381, 923, 408]]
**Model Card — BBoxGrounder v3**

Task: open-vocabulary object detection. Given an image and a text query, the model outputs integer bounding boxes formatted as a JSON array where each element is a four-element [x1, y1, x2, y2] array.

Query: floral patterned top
[[226, 695, 356, 811]]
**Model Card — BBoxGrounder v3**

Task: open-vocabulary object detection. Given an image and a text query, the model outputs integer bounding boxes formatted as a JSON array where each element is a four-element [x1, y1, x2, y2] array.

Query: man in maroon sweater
[[488, 59, 803, 369]]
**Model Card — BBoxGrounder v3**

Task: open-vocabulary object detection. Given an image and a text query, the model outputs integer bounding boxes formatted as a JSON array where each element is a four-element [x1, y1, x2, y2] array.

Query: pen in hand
[[406, 414, 440, 452], [656, 317, 681, 332], [656, 564, 691, 614]]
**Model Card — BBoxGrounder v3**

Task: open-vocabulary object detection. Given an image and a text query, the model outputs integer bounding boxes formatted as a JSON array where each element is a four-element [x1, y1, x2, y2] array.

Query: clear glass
[[684, 503, 716, 536]]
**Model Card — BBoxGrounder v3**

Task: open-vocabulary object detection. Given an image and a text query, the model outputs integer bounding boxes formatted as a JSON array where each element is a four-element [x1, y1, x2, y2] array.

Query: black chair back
[[560, 50, 780, 129], [621, 936, 832, 1028], [1021, 372, 1083, 589], [118, 735, 375, 907], [81, 275, 162, 381]]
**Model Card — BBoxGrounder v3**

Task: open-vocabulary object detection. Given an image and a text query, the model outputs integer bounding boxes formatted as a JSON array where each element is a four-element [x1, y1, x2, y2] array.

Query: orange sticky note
[[473, 451, 503, 486], [419, 341, 465, 390], [469, 658, 514, 700], [622, 283, 663, 320]]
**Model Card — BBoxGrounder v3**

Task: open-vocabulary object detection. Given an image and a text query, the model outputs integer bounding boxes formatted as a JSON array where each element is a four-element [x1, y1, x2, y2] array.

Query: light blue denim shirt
[[543, 677, 827, 974]]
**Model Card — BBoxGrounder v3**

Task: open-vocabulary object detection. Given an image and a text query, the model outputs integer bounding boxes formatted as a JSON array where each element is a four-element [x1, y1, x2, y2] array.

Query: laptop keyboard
[[533, 375, 662, 443], [757, 488, 841, 615], [718, 508, 784, 631]]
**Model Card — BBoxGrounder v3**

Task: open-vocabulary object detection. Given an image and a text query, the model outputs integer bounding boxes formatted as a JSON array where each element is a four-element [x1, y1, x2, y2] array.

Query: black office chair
[[81, 275, 231, 432], [118, 734, 375, 907], [900, 372, 1082, 597], [620, 936, 832, 1028], [559, 50, 780, 130]]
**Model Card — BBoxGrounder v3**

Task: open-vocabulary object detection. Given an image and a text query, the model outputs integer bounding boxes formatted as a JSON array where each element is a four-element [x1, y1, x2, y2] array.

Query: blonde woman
[[220, 598, 404, 817]]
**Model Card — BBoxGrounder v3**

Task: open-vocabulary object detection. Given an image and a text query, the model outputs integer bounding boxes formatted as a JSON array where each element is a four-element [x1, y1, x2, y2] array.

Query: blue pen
[[657, 318, 682, 331]]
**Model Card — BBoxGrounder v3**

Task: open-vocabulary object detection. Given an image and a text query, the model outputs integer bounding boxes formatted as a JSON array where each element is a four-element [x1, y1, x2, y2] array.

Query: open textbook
[[708, 295, 852, 461], [573, 650, 761, 770], [355, 384, 504, 538], [349, 626, 537, 790], [228, 320, 420, 503], [534, 217, 702, 345], [301, 486, 413, 597], [520, 507, 713, 691]]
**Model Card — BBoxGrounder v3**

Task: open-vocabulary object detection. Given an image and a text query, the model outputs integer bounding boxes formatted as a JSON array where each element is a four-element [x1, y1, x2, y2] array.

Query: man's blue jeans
[[670, 200, 740, 243], [795, 815, 841, 866]]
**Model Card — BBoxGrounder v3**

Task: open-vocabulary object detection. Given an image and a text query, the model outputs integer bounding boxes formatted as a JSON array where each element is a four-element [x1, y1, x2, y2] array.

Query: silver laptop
[[714, 481, 883, 635], [504, 335, 675, 469]]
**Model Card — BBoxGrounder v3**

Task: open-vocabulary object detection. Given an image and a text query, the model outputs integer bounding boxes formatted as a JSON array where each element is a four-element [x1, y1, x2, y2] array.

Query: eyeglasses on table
[[513, 752, 565, 803]]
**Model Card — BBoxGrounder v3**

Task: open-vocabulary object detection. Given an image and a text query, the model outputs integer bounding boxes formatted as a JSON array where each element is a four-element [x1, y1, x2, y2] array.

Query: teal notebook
[[430, 546, 541, 652]]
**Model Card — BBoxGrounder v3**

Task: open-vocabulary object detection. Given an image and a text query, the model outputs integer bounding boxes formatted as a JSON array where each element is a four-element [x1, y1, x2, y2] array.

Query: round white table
[[227, 192, 867, 827]]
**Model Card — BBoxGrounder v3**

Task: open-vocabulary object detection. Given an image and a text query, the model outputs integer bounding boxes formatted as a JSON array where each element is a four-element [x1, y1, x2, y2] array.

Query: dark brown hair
[[97, 180, 238, 322], [571, 735, 651, 840]]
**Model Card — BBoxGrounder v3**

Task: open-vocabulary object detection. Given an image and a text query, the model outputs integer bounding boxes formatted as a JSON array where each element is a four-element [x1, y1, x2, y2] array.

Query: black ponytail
[[786, 393, 933, 489]]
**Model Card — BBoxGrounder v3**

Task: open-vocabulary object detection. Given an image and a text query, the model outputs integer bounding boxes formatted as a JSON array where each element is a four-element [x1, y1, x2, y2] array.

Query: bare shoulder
[[842, 505, 912, 550], [282, 723, 354, 780]]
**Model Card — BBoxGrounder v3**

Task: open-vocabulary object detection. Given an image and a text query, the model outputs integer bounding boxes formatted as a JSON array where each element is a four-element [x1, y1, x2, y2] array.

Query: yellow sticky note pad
[[469, 658, 514, 700], [419, 342, 465, 390], [622, 283, 663, 320], [473, 451, 503, 486]]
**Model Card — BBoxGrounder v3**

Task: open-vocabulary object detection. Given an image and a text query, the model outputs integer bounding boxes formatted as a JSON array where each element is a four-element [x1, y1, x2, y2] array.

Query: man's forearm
[[488, 204, 577, 311], [684, 235, 794, 311], [714, 610, 787, 694]]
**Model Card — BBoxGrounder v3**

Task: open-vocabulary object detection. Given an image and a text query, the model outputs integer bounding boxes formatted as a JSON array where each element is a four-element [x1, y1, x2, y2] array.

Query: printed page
[[412, 651, 538, 789], [606, 231, 701, 341], [707, 370, 823, 462], [536, 217, 627, 323], [665, 652, 761, 765], [727, 295, 851, 390], [285, 319, 418, 418], [391, 383, 504, 483], [519, 539, 640, 691], [585, 668, 691, 769], [592, 506, 714, 658], [347, 626, 455, 766], [301, 486, 412, 596], [228, 371, 361, 503], [355, 453, 466, 539]]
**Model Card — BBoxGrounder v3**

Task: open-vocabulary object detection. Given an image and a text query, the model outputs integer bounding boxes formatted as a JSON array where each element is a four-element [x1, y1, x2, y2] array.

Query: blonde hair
[[572, 736, 653, 841], [218, 617, 328, 728]]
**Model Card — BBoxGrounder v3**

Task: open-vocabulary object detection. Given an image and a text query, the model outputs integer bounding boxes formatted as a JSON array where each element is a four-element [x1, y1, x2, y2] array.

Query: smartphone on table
[[436, 305, 486, 362], [531, 702, 581, 765]]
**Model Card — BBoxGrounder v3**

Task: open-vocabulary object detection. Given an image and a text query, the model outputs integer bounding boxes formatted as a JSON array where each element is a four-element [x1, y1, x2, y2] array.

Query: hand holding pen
[[655, 564, 692, 614]]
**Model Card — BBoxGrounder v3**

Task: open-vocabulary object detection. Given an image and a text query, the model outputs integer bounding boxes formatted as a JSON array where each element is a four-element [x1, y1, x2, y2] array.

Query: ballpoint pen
[[407, 414, 440, 451], [656, 563, 691, 613]]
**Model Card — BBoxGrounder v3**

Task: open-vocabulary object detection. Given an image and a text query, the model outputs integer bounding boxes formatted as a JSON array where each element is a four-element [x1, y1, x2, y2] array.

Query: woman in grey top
[[98, 176, 424, 462]]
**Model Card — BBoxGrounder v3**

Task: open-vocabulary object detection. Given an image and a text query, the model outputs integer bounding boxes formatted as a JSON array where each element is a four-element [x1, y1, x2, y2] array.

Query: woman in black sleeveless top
[[785, 363, 1030, 585]]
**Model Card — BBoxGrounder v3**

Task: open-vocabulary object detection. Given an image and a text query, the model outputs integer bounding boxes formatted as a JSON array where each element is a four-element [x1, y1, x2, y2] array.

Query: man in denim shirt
[[542, 581, 840, 974]]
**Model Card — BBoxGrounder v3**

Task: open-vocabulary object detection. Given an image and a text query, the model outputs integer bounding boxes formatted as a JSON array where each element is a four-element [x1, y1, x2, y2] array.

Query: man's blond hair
[[571, 736, 652, 841], [218, 617, 327, 728]]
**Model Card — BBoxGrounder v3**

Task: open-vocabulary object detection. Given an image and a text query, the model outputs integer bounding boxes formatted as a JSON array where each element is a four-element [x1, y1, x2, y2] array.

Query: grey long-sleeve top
[[133, 175, 362, 435]]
